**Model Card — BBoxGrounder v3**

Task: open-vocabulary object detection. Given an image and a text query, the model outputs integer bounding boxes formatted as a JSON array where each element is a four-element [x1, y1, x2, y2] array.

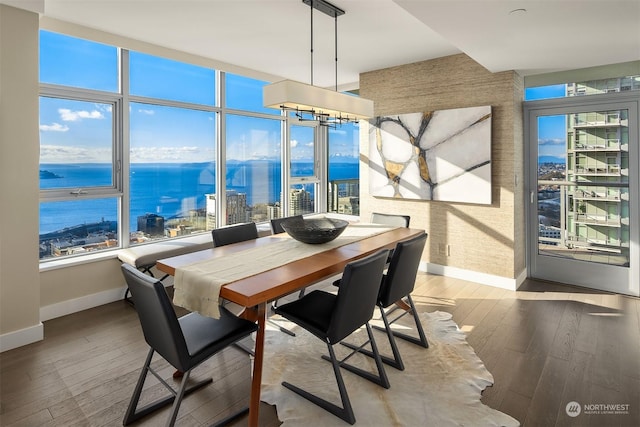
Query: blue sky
[[39, 30, 565, 165], [38, 30, 358, 164], [525, 84, 568, 161]]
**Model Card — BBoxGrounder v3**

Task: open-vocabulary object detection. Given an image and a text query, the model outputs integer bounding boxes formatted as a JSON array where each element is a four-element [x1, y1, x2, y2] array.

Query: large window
[[328, 122, 360, 215], [39, 30, 360, 261], [39, 32, 121, 260], [130, 51, 216, 105], [225, 114, 282, 224], [129, 103, 216, 241]]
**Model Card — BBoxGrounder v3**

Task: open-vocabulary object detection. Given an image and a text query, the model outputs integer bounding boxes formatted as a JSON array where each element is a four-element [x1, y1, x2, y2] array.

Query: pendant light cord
[[310, 1, 314, 86], [334, 14, 338, 92]]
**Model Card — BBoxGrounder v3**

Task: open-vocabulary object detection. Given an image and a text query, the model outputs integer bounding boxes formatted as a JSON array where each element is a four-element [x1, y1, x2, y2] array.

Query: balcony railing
[[572, 188, 620, 201], [574, 214, 621, 226], [566, 235, 628, 251], [574, 164, 621, 175], [573, 139, 620, 151]]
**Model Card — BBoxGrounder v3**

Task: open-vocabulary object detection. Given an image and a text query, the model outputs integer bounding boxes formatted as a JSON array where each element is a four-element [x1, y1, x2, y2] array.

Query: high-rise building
[[289, 187, 313, 215], [137, 213, 165, 236], [205, 191, 250, 228], [328, 178, 359, 215], [564, 78, 632, 261], [337, 196, 359, 215]]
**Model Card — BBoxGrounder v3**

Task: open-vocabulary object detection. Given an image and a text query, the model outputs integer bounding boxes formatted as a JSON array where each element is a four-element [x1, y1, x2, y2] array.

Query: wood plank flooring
[[1, 274, 638, 426]]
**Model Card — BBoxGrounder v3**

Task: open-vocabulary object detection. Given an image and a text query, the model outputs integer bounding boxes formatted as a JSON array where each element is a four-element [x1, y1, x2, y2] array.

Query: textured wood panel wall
[[359, 54, 525, 279]]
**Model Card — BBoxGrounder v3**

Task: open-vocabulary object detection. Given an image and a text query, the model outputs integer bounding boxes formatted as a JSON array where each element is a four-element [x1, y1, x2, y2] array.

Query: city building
[[328, 178, 359, 214], [289, 187, 313, 215], [205, 191, 250, 228], [136, 213, 164, 237], [564, 79, 632, 259]]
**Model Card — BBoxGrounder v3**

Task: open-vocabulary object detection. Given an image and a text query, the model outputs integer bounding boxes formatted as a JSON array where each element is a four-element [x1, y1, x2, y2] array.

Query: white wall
[[0, 4, 42, 351]]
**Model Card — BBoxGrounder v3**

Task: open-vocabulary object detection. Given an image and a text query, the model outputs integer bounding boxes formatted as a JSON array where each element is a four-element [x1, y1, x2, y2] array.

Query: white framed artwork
[[369, 105, 492, 204]]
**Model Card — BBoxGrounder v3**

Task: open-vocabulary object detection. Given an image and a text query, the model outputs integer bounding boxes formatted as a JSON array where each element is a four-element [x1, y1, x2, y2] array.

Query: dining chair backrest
[[327, 249, 389, 344], [121, 263, 190, 371], [371, 212, 410, 228], [270, 215, 304, 234], [211, 222, 258, 247], [378, 232, 427, 308]]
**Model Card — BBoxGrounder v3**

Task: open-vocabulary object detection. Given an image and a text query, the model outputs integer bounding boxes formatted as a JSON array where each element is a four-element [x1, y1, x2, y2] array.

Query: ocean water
[[39, 161, 358, 234]]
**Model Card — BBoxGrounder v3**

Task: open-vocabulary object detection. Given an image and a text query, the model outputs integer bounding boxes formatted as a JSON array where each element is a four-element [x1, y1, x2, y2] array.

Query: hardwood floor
[[1, 274, 638, 426]]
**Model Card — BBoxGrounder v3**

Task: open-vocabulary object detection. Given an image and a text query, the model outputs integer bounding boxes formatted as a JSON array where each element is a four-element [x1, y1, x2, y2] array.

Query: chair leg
[[124, 287, 134, 306], [341, 304, 405, 370], [210, 407, 250, 427], [123, 349, 156, 425], [282, 341, 355, 425], [123, 349, 212, 426], [233, 342, 255, 357], [324, 323, 390, 388], [269, 301, 296, 336], [166, 369, 192, 427], [372, 295, 428, 348]]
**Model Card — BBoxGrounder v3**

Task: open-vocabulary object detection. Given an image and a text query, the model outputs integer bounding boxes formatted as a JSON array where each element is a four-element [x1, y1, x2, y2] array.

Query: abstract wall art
[[368, 105, 492, 204]]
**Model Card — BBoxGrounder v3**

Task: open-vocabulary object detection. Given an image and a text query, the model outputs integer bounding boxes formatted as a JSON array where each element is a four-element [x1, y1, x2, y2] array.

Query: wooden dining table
[[156, 225, 424, 427]]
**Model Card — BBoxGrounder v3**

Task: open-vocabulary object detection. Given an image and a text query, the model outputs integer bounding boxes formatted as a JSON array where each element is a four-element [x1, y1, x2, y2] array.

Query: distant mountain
[[328, 154, 359, 163], [538, 156, 565, 164], [40, 169, 63, 179]]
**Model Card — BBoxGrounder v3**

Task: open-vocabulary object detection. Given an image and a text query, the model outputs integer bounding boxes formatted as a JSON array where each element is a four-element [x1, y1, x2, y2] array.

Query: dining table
[[155, 223, 425, 427]]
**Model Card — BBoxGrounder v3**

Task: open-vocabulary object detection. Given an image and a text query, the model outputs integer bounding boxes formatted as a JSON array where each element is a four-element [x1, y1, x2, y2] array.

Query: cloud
[[40, 123, 69, 132], [130, 146, 215, 163], [59, 108, 104, 122], [538, 138, 565, 146], [137, 108, 155, 115], [40, 144, 112, 163], [290, 139, 298, 147], [305, 142, 314, 147]]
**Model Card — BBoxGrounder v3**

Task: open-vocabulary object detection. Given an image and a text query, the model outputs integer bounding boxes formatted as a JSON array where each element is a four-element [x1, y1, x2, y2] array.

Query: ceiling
[[6, 0, 640, 89]]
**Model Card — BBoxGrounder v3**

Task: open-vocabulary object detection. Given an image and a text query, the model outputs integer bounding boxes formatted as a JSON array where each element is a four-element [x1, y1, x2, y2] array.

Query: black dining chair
[[211, 221, 258, 247], [120, 263, 258, 427], [274, 249, 391, 425], [270, 215, 303, 235], [338, 231, 429, 371], [370, 212, 411, 263], [370, 212, 410, 228]]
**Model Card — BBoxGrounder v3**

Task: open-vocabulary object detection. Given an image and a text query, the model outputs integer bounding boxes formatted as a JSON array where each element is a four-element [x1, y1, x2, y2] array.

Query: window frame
[[39, 84, 124, 201], [38, 29, 358, 264]]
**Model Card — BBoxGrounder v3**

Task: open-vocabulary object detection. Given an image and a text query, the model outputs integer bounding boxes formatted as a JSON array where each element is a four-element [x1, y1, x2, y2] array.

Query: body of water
[[39, 161, 358, 234]]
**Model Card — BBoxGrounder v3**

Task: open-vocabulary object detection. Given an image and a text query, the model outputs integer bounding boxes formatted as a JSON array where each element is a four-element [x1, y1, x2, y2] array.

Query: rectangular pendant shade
[[263, 80, 374, 120]]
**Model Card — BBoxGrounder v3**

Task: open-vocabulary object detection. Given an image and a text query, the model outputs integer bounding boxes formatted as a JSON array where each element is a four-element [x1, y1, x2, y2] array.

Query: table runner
[[173, 223, 395, 318]]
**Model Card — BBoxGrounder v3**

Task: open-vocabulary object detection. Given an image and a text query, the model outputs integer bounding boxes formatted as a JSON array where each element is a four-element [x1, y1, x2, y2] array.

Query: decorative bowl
[[281, 217, 349, 244]]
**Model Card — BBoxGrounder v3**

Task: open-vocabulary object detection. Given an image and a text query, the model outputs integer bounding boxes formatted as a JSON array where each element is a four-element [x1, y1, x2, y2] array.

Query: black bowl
[[280, 217, 349, 244]]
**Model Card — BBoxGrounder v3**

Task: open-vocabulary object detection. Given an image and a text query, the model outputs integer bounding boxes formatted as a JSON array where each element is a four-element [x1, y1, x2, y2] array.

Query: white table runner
[[173, 223, 395, 318]]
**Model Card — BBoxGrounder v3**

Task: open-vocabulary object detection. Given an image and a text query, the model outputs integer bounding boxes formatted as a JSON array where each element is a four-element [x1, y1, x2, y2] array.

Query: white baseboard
[[515, 267, 528, 289], [0, 322, 43, 353], [421, 262, 522, 291], [40, 287, 128, 322], [3, 263, 527, 353], [2, 286, 125, 353]]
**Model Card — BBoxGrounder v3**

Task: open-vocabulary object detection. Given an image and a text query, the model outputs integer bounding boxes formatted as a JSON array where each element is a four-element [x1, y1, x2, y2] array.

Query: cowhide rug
[[260, 310, 520, 426]]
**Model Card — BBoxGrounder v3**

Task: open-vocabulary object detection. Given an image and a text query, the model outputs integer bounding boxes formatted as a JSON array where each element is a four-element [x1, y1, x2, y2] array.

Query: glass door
[[526, 94, 638, 296]]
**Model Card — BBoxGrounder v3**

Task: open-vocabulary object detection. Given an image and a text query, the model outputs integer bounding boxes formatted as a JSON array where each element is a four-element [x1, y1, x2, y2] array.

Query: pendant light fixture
[[263, 0, 374, 126]]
